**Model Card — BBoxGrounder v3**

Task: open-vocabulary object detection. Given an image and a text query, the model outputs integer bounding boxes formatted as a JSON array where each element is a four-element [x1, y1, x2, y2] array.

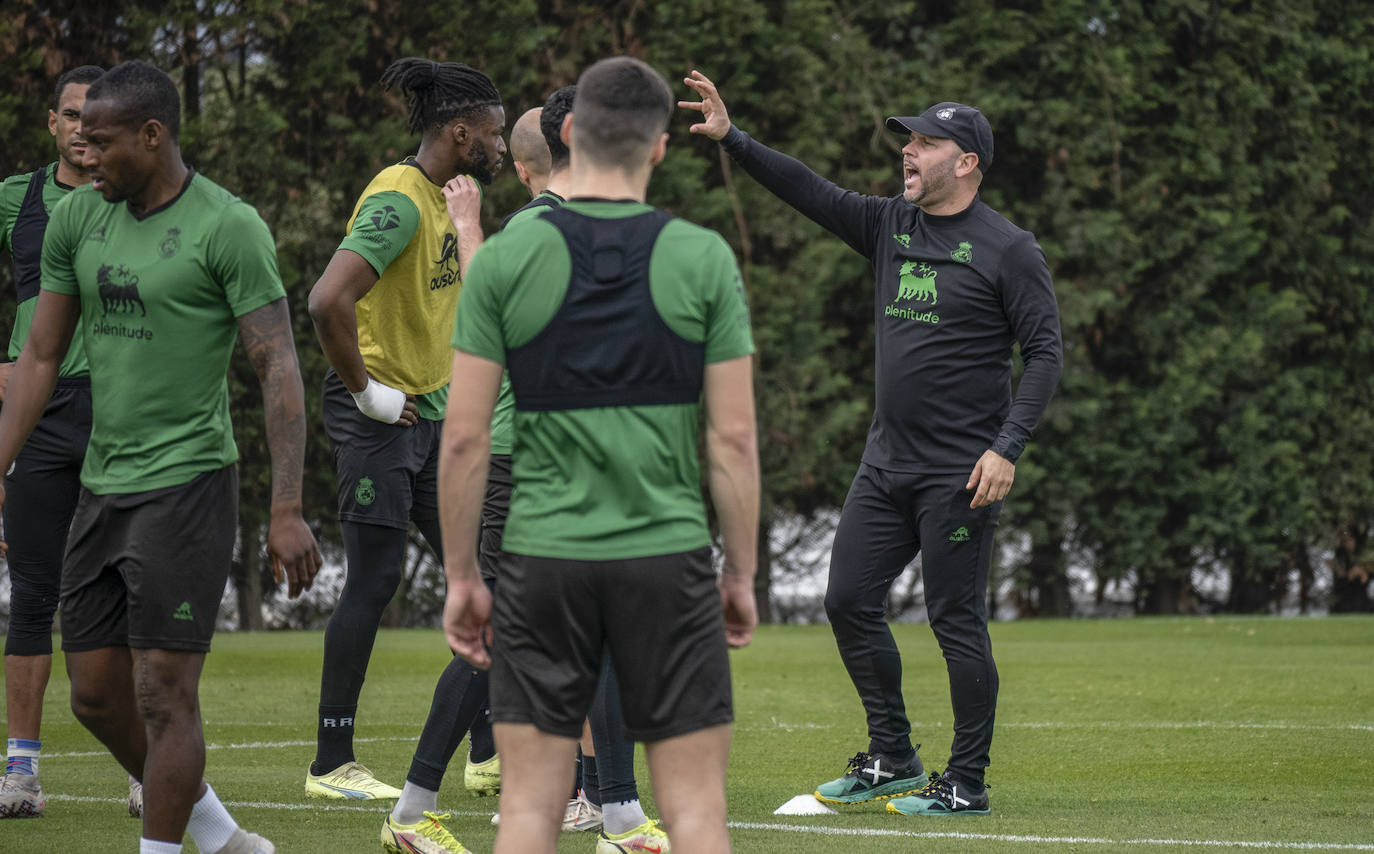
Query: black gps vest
[[11, 166, 51, 302], [506, 206, 706, 412]]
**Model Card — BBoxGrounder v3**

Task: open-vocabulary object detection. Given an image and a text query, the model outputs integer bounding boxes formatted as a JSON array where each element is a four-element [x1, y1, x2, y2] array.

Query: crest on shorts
[[355, 477, 376, 506]]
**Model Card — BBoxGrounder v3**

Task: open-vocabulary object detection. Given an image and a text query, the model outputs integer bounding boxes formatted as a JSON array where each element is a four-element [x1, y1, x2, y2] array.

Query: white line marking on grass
[[48, 794, 493, 818], [48, 795, 1374, 850], [996, 721, 1374, 733], [747, 719, 1374, 734], [44, 736, 412, 759], [730, 821, 1374, 850]]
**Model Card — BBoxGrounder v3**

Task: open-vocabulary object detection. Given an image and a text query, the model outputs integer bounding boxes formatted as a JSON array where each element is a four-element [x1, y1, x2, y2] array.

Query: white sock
[[6, 738, 41, 777], [140, 839, 183, 854], [186, 783, 239, 854], [602, 799, 648, 835], [392, 781, 440, 825]]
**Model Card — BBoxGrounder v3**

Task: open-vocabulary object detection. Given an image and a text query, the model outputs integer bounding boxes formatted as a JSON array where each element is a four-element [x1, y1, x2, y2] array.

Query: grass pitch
[[2, 616, 1372, 852]]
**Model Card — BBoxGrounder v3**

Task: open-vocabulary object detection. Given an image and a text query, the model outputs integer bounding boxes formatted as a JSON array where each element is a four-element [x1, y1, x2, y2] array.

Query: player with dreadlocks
[[305, 59, 504, 827]]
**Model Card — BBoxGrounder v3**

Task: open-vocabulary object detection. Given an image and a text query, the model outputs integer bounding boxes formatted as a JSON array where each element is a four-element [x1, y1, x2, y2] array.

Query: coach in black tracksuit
[[682, 72, 1061, 815]]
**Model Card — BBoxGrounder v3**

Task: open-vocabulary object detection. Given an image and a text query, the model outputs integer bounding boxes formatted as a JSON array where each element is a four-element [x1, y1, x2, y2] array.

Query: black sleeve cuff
[[991, 432, 1025, 464], [720, 124, 750, 158]]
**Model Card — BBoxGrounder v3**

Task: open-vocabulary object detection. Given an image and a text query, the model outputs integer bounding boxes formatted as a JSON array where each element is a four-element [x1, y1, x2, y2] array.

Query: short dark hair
[[571, 58, 672, 171], [381, 57, 502, 135], [85, 60, 181, 140], [52, 65, 104, 110], [540, 86, 576, 170]]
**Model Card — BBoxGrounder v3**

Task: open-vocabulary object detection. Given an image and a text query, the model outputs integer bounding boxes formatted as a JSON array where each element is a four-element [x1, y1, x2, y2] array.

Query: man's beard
[[464, 141, 496, 185], [906, 156, 955, 206]]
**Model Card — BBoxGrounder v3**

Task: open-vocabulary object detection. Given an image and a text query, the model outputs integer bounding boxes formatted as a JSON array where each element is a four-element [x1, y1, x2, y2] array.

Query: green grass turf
[[3, 616, 1373, 852]]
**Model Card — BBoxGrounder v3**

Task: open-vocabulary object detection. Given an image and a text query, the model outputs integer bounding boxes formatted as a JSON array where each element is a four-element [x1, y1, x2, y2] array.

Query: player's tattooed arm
[[237, 297, 323, 597]]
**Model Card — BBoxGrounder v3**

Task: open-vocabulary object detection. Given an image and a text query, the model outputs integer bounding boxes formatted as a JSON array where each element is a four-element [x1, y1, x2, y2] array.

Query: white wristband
[[350, 378, 407, 423]]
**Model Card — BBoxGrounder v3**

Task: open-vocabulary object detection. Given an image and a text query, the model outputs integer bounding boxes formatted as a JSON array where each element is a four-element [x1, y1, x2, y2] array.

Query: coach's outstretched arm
[[704, 354, 760, 648], [237, 297, 324, 597], [681, 69, 887, 260], [0, 290, 78, 552]]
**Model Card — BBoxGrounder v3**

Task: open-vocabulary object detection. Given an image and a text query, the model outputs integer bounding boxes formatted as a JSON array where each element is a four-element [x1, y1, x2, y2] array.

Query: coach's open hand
[[679, 70, 732, 141], [444, 572, 493, 669], [269, 510, 323, 598], [966, 450, 1015, 508]]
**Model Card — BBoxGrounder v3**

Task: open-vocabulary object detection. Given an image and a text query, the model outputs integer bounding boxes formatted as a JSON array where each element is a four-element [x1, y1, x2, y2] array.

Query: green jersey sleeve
[[650, 220, 754, 364], [207, 202, 288, 317], [700, 233, 754, 364], [39, 189, 82, 296], [0, 172, 32, 253], [450, 240, 508, 365], [339, 191, 420, 276]]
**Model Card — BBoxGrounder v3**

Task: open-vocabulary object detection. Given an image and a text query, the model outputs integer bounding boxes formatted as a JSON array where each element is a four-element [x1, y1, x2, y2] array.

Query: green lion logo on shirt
[[895, 261, 938, 304]]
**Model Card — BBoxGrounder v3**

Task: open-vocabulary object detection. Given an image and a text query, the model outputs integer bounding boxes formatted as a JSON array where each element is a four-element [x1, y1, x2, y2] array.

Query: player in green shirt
[[443, 57, 760, 854], [0, 60, 320, 854], [0, 63, 116, 823]]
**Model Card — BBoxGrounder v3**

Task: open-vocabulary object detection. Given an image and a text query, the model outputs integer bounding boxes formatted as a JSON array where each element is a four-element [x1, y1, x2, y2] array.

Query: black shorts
[[478, 454, 512, 582], [60, 465, 238, 653], [489, 547, 732, 742], [2, 377, 90, 656], [322, 370, 441, 530]]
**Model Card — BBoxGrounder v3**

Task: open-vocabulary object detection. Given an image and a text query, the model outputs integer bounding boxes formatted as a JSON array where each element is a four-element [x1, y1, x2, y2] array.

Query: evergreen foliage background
[[1, 0, 1370, 622]]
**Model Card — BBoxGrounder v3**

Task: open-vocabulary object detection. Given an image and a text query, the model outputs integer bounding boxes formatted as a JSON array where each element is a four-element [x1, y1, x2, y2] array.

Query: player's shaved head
[[510, 108, 550, 176]]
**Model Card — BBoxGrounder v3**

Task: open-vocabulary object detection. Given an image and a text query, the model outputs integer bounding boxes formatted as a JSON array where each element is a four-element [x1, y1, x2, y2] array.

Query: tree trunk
[[233, 525, 266, 631], [754, 517, 773, 624], [1330, 521, 1372, 614], [1026, 524, 1072, 617], [1140, 549, 1195, 615], [1226, 557, 1272, 613], [1294, 547, 1314, 615], [182, 27, 201, 120]]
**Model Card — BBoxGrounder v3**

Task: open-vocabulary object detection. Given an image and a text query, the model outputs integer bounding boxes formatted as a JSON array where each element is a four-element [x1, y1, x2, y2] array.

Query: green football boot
[[887, 770, 991, 816], [814, 751, 928, 805]]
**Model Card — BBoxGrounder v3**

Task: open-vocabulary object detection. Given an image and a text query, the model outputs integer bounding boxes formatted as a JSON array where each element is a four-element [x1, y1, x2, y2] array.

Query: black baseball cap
[[886, 102, 994, 172]]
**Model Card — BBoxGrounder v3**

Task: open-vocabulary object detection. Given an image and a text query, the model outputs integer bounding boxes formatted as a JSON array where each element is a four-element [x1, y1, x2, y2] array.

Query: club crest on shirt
[[159, 227, 181, 259]]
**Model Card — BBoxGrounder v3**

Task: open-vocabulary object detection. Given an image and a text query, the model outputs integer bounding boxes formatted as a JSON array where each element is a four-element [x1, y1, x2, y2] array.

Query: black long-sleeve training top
[[721, 125, 1063, 473]]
